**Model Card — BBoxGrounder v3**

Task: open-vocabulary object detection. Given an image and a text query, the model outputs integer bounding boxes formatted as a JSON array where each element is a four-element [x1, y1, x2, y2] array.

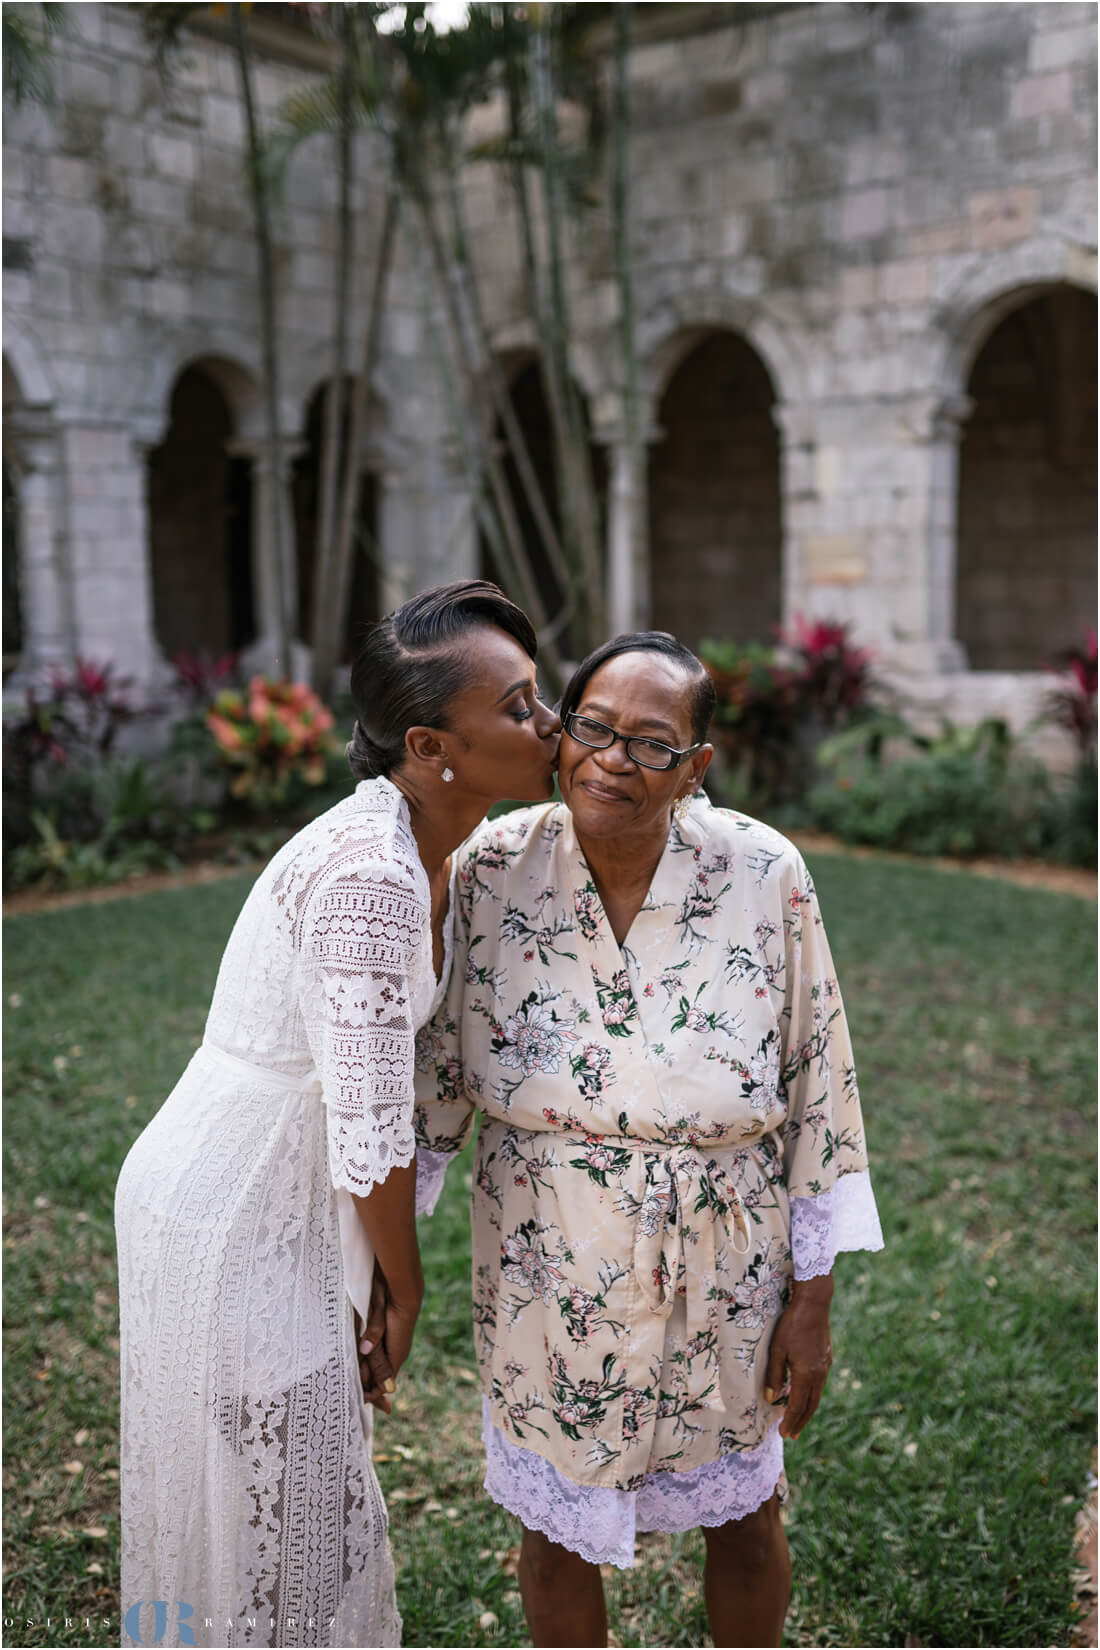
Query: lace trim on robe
[[790, 1168, 884, 1280], [482, 1398, 784, 1569]]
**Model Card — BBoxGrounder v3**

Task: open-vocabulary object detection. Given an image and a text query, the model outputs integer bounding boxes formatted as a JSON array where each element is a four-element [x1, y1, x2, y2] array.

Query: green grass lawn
[[3, 855, 1096, 1648]]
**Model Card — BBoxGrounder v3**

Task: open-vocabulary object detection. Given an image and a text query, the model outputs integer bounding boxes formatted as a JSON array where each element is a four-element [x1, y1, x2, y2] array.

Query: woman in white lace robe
[[114, 581, 561, 1649], [415, 631, 884, 1648]]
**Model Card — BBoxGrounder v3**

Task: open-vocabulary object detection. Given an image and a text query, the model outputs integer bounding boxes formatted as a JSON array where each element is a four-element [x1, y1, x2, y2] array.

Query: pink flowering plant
[[206, 676, 338, 808], [699, 616, 877, 807], [1046, 629, 1097, 760]]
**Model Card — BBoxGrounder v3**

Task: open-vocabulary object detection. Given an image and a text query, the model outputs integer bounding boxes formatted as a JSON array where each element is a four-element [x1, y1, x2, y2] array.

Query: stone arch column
[[3, 406, 74, 681], [592, 406, 661, 636], [226, 432, 306, 677], [139, 339, 307, 677], [2, 335, 73, 684]]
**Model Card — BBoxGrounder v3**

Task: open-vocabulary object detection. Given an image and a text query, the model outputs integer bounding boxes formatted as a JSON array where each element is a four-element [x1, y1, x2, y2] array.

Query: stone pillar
[[597, 420, 657, 636], [373, 438, 479, 614], [774, 396, 970, 675], [771, 401, 816, 640], [230, 436, 304, 678], [922, 397, 973, 672], [4, 410, 74, 682], [57, 422, 162, 689]]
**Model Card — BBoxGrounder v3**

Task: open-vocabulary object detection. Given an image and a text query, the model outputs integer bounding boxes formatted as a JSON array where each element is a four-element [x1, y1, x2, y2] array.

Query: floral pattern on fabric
[[415, 796, 879, 1492]]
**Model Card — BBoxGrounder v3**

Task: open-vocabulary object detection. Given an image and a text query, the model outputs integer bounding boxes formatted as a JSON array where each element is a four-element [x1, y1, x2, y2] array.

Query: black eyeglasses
[[563, 712, 702, 771]]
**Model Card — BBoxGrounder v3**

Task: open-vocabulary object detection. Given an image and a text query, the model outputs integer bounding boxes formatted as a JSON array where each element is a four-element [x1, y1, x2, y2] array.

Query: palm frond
[[264, 71, 386, 192], [3, 0, 77, 109]]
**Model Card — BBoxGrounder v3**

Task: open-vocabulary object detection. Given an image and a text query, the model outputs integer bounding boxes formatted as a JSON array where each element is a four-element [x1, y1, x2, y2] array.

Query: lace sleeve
[[299, 866, 425, 1197], [789, 1169, 885, 1280]]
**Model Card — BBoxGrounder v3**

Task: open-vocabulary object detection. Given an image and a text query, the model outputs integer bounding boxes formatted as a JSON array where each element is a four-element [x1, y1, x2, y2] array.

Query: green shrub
[[807, 711, 1097, 866], [807, 746, 1096, 865], [1038, 757, 1098, 866], [807, 751, 1045, 858]]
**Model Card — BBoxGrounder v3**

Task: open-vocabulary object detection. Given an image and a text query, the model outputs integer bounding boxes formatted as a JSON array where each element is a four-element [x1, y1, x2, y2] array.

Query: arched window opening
[[479, 356, 607, 661], [147, 363, 256, 660], [649, 331, 781, 651], [292, 379, 379, 661], [957, 286, 1097, 671]]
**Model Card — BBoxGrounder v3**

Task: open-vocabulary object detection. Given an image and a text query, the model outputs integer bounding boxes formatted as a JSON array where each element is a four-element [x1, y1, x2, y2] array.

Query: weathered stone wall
[[2, 1, 1096, 752], [2, 3, 464, 685]]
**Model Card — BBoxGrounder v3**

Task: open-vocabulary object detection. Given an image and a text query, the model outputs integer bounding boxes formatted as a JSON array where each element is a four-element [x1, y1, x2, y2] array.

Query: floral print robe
[[414, 796, 875, 1493]]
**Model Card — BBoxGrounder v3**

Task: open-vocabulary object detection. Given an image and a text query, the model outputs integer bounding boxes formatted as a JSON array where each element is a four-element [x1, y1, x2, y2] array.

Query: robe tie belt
[[562, 1131, 754, 1416], [200, 1038, 323, 1095]]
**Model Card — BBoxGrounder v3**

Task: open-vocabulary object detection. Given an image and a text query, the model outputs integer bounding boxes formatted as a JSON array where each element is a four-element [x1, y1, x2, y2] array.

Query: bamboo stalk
[[529, 9, 606, 648], [231, 5, 292, 676], [310, 0, 355, 695]]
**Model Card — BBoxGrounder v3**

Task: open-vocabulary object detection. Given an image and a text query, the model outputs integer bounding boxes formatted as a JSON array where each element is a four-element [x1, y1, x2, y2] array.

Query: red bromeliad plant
[[206, 676, 338, 807], [781, 616, 873, 723], [4, 655, 139, 778], [1046, 630, 1097, 761], [699, 618, 875, 807], [171, 649, 242, 705]]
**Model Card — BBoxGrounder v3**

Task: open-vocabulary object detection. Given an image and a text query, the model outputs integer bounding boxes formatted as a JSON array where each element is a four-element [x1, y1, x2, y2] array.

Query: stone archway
[[292, 378, 379, 660], [956, 285, 1097, 670], [648, 330, 781, 650], [147, 361, 257, 660], [478, 355, 607, 659]]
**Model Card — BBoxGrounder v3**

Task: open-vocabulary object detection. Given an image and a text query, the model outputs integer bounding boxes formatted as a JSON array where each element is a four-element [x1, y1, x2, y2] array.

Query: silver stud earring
[[441, 767, 454, 784], [673, 792, 693, 823]]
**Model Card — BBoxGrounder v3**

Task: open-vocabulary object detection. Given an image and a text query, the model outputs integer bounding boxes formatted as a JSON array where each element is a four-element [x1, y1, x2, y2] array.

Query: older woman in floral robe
[[414, 632, 883, 1647]]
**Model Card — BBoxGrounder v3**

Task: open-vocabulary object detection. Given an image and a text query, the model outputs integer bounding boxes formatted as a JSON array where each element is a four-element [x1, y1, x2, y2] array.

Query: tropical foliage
[[206, 676, 338, 806], [808, 712, 1096, 866], [700, 618, 876, 808]]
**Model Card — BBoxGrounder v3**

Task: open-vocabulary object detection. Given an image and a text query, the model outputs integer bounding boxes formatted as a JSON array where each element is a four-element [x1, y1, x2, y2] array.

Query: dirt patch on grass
[[3, 858, 262, 917], [4, 835, 1094, 919], [790, 831, 1097, 900]]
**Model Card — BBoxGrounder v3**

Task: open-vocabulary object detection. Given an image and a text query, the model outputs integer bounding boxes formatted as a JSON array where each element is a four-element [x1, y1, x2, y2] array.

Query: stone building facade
[[3, 1, 1096, 741]]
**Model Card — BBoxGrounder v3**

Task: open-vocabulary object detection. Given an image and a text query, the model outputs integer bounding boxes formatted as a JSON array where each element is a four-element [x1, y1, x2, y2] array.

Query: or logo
[[124, 1601, 195, 1646]]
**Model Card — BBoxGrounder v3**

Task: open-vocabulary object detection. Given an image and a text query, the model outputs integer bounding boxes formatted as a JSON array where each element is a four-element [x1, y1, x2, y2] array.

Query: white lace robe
[[115, 778, 450, 1648]]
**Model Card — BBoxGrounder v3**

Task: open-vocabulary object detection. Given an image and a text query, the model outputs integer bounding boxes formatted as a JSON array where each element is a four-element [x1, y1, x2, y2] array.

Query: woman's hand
[[350, 1162, 425, 1412], [357, 1267, 396, 1414], [357, 1264, 423, 1414], [763, 1272, 834, 1441]]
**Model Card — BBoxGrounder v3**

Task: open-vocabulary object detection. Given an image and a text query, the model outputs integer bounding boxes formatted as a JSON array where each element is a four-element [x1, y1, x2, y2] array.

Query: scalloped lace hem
[[790, 1168, 884, 1281], [414, 1148, 454, 1216], [482, 1400, 783, 1569]]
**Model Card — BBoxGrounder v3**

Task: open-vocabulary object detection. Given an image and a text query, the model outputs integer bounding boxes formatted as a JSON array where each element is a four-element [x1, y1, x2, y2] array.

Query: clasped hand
[[356, 1262, 421, 1415]]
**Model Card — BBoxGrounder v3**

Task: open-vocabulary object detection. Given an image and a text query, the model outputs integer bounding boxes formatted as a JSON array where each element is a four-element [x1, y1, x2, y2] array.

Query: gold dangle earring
[[673, 791, 693, 823]]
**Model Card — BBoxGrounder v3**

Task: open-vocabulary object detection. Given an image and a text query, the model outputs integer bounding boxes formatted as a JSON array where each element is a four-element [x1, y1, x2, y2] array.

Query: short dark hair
[[559, 631, 716, 745], [346, 580, 538, 780]]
